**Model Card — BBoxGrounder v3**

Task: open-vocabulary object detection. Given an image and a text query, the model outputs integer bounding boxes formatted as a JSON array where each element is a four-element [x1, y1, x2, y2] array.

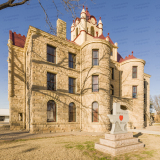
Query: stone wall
[[144, 73, 151, 126], [8, 25, 151, 133], [8, 40, 25, 130], [81, 39, 111, 132], [29, 29, 81, 133], [120, 59, 145, 129]]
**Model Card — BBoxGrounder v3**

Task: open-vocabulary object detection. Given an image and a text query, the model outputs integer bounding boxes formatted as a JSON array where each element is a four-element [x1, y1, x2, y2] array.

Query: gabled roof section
[[86, 7, 97, 24], [117, 52, 123, 62], [97, 34, 106, 39], [86, 7, 91, 20], [9, 30, 26, 48], [106, 33, 114, 45]]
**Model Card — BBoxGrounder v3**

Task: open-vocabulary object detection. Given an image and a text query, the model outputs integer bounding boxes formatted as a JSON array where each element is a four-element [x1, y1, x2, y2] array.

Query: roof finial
[[108, 33, 109, 36], [86, 6, 88, 11], [132, 51, 133, 55], [83, 5, 84, 9], [100, 17, 101, 20]]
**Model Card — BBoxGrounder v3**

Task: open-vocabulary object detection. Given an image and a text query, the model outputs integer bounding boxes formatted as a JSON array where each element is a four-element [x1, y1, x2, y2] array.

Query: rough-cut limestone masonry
[[7, 7, 151, 133]]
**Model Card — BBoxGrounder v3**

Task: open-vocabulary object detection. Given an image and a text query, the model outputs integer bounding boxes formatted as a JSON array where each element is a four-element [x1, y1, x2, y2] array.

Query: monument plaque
[[107, 103, 129, 134], [95, 103, 144, 156]]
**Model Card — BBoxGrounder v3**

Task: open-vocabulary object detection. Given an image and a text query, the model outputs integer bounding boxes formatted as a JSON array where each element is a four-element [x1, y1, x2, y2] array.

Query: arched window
[[91, 26, 94, 37], [47, 100, 56, 122], [110, 85, 114, 95], [76, 28, 78, 37], [120, 105, 127, 110], [92, 102, 99, 122], [69, 102, 76, 122]]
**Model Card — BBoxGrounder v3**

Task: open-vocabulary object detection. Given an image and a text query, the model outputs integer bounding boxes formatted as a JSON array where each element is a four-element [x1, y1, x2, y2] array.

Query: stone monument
[[95, 103, 144, 156]]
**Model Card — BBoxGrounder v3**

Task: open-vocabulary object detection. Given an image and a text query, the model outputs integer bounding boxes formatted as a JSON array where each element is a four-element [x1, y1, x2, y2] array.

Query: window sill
[[46, 122, 79, 125], [68, 67, 77, 71], [47, 89, 57, 92]]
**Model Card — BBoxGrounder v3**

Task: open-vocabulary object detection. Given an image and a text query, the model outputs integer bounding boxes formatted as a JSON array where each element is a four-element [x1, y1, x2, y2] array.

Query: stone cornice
[[24, 26, 80, 52], [144, 73, 151, 78], [110, 59, 120, 68], [80, 38, 114, 50], [120, 58, 146, 66], [12, 45, 24, 52]]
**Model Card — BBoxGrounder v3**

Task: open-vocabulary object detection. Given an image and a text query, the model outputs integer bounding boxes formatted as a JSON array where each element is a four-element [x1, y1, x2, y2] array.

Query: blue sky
[[0, 0, 160, 109]]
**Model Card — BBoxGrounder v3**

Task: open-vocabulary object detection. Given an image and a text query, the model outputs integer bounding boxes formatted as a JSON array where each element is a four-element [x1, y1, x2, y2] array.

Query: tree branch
[[38, 0, 56, 35], [0, 0, 29, 10]]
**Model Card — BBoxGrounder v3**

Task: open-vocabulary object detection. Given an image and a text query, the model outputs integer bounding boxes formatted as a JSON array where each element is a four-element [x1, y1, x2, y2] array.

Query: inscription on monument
[[107, 103, 129, 134]]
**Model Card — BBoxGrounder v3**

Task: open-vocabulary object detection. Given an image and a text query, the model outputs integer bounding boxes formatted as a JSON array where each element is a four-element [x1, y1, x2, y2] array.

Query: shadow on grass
[[133, 132, 143, 138]]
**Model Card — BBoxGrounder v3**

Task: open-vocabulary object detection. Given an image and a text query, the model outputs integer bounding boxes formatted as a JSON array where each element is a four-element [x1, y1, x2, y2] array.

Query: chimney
[[57, 18, 66, 40]]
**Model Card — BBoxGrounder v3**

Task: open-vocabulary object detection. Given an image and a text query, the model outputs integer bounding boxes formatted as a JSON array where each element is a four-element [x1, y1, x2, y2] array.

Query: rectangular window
[[47, 45, 56, 63], [69, 53, 76, 69], [92, 102, 99, 122], [144, 80, 146, 88], [47, 72, 56, 91], [92, 50, 99, 66], [111, 68, 114, 80], [18, 113, 23, 121], [92, 75, 99, 92], [132, 66, 137, 78], [0, 116, 5, 121], [69, 77, 76, 94], [144, 94, 146, 103], [132, 86, 137, 98]]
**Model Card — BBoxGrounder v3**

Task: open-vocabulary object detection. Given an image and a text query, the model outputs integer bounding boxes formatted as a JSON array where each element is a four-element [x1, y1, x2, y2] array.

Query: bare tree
[[0, 0, 83, 11], [150, 95, 160, 114], [0, 0, 30, 10], [0, 0, 86, 34]]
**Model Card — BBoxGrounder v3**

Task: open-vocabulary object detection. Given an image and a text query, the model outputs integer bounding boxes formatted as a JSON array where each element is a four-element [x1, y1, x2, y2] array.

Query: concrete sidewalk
[[1, 125, 160, 142], [0, 130, 105, 141], [128, 129, 160, 135]]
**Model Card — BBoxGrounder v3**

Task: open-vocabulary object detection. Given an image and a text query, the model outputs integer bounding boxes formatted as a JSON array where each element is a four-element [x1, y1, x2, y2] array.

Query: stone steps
[[95, 132, 144, 156], [95, 142, 144, 156], [99, 137, 138, 148]]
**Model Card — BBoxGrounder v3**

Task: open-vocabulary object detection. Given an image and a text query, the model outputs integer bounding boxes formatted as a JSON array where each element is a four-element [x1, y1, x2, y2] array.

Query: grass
[[0, 134, 158, 160], [142, 150, 154, 157], [64, 138, 156, 160]]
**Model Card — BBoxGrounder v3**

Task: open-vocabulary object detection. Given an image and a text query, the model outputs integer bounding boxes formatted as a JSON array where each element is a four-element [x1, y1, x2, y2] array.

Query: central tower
[[71, 6, 103, 45]]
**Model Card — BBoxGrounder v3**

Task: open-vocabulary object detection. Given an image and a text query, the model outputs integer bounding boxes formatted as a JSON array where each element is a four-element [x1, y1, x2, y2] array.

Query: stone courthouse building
[[7, 7, 151, 133]]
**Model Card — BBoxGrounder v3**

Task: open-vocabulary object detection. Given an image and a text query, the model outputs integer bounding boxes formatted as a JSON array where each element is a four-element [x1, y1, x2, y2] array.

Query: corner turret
[[98, 17, 103, 36]]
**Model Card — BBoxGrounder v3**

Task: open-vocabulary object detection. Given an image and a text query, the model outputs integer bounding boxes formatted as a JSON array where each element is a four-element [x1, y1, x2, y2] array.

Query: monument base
[[95, 132, 144, 156]]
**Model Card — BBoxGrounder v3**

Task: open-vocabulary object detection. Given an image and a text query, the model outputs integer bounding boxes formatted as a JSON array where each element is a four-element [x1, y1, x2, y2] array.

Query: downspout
[[28, 32, 34, 132], [119, 70, 121, 97], [23, 48, 26, 130], [80, 48, 82, 131]]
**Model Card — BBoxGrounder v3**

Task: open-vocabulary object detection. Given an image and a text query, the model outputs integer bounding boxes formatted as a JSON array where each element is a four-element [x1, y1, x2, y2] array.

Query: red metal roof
[[106, 34, 114, 45], [117, 52, 123, 62], [97, 34, 106, 39], [119, 52, 136, 63], [9, 30, 26, 48]]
